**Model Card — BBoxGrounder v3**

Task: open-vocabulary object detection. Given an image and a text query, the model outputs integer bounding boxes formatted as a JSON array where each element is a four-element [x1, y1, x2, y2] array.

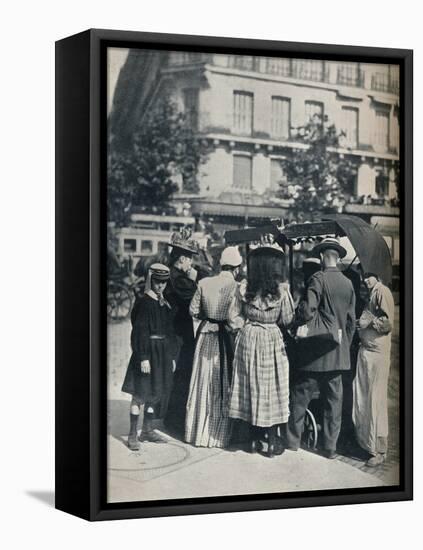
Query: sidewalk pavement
[[107, 431, 388, 504], [107, 307, 400, 504]]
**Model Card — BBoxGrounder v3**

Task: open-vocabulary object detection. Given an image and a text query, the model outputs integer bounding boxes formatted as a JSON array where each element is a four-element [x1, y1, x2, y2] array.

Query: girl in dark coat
[[122, 264, 179, 451]]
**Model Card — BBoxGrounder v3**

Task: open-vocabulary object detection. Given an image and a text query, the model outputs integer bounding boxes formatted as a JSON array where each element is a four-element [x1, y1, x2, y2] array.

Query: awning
[[190, 200, 288, 219]]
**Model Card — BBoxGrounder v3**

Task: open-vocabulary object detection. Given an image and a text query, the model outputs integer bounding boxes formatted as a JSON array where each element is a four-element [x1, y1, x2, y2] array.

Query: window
[[374, 110, 390, 152], [271, 97, 291, 140], [123, 239, 137, 252], [305, 100, 324, 123], [375, 170, 389, 197], [233, 154, 252, 189], [233, 91, 253, 135], [341, 106, 359, 148], [169, 52, 204, 65], [140, 240, 153, 254], [294, 60, 325, 81], [228, 55, 255, 71], [270, 159, 285, 190], [183, 88, 199, 131], [337, 63, 363, 87], [371, 65, 399, 94], [265, 58, 291, 77], [389, 65, 400, 95]]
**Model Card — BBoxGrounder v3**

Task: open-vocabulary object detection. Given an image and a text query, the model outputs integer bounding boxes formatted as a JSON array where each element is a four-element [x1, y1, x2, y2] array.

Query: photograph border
[[55, 28, 413, 521]]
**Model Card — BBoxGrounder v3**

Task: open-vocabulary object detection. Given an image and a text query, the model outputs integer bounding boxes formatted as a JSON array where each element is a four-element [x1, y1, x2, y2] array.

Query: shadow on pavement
[[108, 399, 184, 445]]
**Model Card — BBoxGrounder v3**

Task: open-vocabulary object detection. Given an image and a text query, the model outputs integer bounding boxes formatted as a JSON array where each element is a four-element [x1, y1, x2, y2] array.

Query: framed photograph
[[55, 29, 413, 521]]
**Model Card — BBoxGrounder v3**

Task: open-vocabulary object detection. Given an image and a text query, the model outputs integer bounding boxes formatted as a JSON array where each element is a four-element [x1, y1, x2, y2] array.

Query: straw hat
[[311, 237, 347, 259]]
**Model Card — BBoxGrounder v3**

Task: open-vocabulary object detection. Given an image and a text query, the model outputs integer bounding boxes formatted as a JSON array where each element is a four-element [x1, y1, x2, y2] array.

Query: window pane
[[233, 155, 252, 189], [123, 239, 137, 252], [271, 97, 290, 139], [270, 159, 284, 189], [341, 106, 359, 148], [305, 100, 324, 123], [294, 60, 325, 81], [183, 88, 199, 130], [376, 171, 389, 197], [141, 240, 153, 254], [374, 110, 389, 152], [233, 91, 253, 135], [228, 55, 255, 71], [265, 58, 291, 76], [337, 63, 363, 87]]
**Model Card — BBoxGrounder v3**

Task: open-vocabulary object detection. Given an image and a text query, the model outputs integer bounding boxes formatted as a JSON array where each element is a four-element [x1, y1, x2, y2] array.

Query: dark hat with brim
[[169, 231, 199, 255], [312, 237, 347, 259], [168, 243, 199, 255], [248, 246, 284, 260], [302, 257, 321, 266]]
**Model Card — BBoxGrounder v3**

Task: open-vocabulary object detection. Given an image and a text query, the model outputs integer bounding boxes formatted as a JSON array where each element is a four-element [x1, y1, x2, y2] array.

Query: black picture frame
[[55, 28, 413, 521]]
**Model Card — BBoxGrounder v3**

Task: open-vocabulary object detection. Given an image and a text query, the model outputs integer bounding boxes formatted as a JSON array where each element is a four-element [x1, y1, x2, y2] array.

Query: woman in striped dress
[[185, 247, 242, 448], [228, 245, 294, 457]]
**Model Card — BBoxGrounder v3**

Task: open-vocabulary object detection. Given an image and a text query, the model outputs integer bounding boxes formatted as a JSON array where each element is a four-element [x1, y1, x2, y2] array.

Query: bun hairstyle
[[246, 246, 286, 302]]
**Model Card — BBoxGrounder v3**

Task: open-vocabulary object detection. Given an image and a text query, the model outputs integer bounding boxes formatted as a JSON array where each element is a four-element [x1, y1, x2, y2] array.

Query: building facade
[[110, 49, 400, 268]]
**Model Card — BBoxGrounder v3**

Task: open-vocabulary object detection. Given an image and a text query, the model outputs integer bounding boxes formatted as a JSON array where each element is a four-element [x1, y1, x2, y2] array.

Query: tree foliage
[[108, 96, 208, 226], [278, 115, 358, 220]]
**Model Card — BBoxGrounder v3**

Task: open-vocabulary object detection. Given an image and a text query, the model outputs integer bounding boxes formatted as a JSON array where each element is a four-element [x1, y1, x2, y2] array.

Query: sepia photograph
[[106, 46, 402, 504]]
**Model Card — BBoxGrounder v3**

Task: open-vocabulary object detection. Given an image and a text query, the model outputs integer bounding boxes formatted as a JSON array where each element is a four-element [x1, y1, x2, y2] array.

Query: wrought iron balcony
[[167, 52, 212, 65], [371, 72, 400, 95], [337, 66, 365, 88]]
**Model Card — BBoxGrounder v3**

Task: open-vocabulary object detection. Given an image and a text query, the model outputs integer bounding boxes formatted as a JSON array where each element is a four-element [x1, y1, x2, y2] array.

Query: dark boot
[[273, 425, 285, 456], [128, 413, 140, 451], [267, 425, 278, 458], [250, 425, 262, 454], [139, 411, 167, 443]]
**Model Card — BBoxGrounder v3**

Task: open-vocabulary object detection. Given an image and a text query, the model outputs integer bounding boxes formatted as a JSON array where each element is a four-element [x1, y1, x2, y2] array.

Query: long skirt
[[165, 334, 195, 435], [352, 343, 391, 455], [121, 339, 174, 418], [229, 324, 290, 427], [185, 331, 232, 448]]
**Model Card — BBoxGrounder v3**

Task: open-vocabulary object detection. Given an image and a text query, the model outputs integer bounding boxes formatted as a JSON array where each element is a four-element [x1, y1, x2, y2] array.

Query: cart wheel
[[302, 408, 319, 450], [107, 282, 133, 321]]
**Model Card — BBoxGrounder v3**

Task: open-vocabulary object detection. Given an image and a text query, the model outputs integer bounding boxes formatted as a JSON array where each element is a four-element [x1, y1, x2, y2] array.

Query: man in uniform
[[286, 237, 356, 458]]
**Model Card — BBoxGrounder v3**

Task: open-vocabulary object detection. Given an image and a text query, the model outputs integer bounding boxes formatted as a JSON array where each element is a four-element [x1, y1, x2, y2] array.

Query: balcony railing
[[167, 52, 212, 65], [371, 72, 400, 95], [291, 60, 329, 83], [337, 66, 365, 88], [166, 54, 399, 96], [262, 58, 292, 77]]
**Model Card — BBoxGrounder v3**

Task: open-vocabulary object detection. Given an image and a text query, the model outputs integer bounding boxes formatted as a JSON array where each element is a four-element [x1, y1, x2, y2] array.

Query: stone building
[[109, 49, 400, 268]]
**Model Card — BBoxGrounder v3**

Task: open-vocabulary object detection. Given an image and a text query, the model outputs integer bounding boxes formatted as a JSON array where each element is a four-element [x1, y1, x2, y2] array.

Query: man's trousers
[[286, 371, 344, 451]]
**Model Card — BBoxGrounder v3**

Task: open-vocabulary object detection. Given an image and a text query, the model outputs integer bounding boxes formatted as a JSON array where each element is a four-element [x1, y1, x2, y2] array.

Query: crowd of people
[[121, 228, 395, 466]]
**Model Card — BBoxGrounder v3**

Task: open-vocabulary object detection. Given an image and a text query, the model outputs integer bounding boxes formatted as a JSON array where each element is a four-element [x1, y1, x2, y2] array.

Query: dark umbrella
[[324, 214, 392, 286]]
